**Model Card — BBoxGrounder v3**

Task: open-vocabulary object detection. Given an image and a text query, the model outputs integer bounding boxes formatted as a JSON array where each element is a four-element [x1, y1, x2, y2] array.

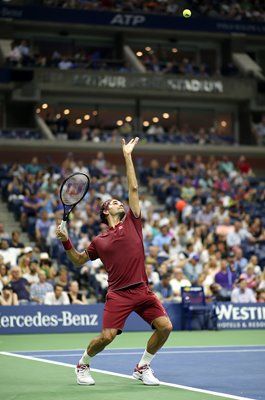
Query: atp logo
[[110, 14, 146, 26]]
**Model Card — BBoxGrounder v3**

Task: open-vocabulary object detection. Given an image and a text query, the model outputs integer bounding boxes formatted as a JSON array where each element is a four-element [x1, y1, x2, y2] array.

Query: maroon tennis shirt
[[86, 209, 148, 291]]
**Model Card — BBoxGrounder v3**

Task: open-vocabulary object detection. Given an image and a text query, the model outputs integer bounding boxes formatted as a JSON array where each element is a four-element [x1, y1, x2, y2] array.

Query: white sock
[[79, 350, 92, 366], [138, 350, 155, 367]]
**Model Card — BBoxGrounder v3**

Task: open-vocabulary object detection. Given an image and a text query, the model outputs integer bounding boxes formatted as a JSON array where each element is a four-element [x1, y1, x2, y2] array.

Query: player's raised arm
[[56, 224, 89, 266], [121, 137, 140, 217]]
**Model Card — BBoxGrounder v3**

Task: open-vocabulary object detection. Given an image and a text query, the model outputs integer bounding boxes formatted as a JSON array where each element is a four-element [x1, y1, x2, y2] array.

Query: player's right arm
[[56, 225, 90, 266]]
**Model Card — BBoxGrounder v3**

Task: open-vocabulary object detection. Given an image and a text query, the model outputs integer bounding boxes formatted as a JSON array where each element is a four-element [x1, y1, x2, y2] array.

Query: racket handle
[[60, 220, 67, 230]]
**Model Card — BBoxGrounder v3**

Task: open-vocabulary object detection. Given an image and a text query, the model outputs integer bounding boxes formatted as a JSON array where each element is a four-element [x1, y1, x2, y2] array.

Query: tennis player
[[56, 137, 173, 386]]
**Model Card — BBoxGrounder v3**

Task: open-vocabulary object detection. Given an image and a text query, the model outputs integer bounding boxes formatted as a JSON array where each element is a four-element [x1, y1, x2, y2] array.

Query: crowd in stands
[[5, 39, 236, 79], [0, 149, 265, 307], [191, 0, 265, 22], [6, 0, 263, 22], [5, 40, 127, 72], [45, 113, 236, 146]]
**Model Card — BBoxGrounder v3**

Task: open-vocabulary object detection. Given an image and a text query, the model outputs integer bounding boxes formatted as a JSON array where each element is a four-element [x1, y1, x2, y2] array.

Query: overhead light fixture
[[163, 113, 170, 119], [136, 51, 143, 57], [84, 114, 90, 120], [152, 117, 159, 123], [172, 48, 178, 53], [41, 103, 48, 109], [64, 109, 70, 115], [76, 118, 82, 125], [143, 121, 150, 127], [116, 120, 123, 126], [125, 116, 132, 122]]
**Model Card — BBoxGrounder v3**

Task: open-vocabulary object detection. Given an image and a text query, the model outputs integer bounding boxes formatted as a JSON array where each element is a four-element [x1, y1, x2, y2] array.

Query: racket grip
[[60, 220, 67, 230]]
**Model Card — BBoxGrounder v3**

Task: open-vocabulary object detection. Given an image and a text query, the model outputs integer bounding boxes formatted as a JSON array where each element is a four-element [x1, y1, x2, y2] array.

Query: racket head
[[60, 172, 90, 222]]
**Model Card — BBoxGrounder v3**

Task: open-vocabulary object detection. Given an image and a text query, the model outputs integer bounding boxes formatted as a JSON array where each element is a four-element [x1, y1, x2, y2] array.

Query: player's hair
[[100, 199, 112, 225]]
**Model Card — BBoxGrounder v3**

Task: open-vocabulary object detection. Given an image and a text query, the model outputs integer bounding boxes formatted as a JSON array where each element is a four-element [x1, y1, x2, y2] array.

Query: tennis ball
[[183, 9, 191, 18]]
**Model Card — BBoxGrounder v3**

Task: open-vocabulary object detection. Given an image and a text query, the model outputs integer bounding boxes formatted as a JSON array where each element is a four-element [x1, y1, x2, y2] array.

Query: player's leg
[[133, 286, 173, 385], [76, 328, 118, 385], [76, 290, 133, 385], [146, 315, 173, 354]]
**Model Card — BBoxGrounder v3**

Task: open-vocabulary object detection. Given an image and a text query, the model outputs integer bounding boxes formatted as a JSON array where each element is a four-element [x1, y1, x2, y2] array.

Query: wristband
[[62, 239, 73, 251]]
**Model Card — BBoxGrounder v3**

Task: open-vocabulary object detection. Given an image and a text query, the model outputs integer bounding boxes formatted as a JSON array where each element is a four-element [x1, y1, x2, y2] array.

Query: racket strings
[[61, 175, 89, 205]]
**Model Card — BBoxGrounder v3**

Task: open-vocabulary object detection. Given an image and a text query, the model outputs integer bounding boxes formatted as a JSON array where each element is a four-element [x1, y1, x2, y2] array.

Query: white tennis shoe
[[133, 364, 160, 385], [75, 364, 95, 385]]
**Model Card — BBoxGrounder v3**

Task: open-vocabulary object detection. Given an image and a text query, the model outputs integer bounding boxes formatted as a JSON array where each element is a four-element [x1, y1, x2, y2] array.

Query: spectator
[[170, 267, 191, 302], [0, 223, 10, 241], [183, 253, 203, 285], [0, 259, 10, 290], [18, 246, 33, 275], [10, 266, 30, 304], [30, 270, 54, 304], [234, 247, 248, 274], [240, 264, 258, 291], [214, 258, 237, 300], [226, 221, 244, 249], [23, 259, 40, 285], [35, 210, 53, 250], [0, 284, 18, 306], [145, 264, 160, 290], [231, 278, 256, 303], [152, 224, 172, 250], [54, 267, 71, 290], [0, 239, 21, 268], [154, 272, 174, 302], [44, 284, 70, 305], [256, 289, 265, 303], [68, 280, 87, 304], [9, 230, 25, 249]]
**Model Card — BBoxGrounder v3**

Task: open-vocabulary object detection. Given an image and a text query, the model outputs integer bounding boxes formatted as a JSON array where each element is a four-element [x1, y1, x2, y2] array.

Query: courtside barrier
[[0, 303, 264, 334]]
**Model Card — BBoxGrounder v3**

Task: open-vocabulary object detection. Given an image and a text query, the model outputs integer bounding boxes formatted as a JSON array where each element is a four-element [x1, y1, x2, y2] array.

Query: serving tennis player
[[56, 137, 172, 386]]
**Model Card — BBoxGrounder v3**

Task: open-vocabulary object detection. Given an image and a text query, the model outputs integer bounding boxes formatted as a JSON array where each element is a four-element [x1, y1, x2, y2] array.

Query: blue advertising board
[[216, 303, 265, 329], [0, 303, 264, 334], [0, 303, 182, 334], [0, 5, 264, 35]]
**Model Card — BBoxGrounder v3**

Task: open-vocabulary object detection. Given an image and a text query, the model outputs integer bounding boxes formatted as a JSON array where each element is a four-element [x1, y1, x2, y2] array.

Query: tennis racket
[[59, 172, 90, 230]]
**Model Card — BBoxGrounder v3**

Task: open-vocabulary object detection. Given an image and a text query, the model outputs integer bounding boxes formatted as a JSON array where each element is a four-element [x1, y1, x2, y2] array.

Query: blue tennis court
[[8, 345, 264, 400]]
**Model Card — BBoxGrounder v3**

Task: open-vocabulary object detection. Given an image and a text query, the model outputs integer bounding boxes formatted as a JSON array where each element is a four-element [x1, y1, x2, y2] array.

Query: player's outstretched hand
[[56, 224, 68, 242], [121, 137, 139, 156]]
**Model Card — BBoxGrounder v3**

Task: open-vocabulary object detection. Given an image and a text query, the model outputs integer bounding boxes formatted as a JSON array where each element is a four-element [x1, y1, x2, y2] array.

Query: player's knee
[[163, 320, 173, 336], [101, 330, 117, 345], [154, 318, 173, 336]]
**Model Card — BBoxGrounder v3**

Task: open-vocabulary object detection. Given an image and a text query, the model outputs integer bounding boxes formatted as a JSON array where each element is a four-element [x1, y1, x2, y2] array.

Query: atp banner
[[216, 303, 265, 329], [0, 303, 182, 334], [0, 5, 264, 35]]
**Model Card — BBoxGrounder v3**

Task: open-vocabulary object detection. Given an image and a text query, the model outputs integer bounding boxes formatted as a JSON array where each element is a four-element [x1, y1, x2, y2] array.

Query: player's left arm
[[122, 137, 140, 217]]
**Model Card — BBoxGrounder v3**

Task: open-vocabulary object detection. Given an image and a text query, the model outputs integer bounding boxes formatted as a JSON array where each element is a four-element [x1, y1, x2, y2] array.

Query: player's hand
[[121, 137, 139, 156], [56, 224, 68, 241]]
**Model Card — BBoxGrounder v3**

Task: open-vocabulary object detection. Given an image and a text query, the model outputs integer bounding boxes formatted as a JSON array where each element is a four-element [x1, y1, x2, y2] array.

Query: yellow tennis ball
[[183, 9, 191, 18]]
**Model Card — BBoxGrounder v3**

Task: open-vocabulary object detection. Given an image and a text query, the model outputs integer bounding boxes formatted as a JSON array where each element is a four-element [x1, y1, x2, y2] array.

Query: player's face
[[107, 199, 125, 219]]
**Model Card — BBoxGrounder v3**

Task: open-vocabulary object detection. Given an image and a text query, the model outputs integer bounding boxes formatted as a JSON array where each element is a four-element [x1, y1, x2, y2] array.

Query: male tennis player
[[56, 137, 172, 386]]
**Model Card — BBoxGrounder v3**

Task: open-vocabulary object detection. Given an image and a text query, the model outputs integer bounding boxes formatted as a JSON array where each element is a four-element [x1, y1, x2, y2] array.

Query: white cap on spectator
[[40, 252, 50, 260], [24, 246, 33, 253], [159, 217, 169, 227]]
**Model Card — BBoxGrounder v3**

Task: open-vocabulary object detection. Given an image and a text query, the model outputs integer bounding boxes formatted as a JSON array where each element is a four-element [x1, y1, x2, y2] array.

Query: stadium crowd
[[0, 150, 265, 307], [44, 114, 236, 146], [5, 39, 235, 79]]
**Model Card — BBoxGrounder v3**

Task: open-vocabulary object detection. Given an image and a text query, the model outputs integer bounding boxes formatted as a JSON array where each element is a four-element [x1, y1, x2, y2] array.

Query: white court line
[[0, 351, 255, 400], [13, 349, 265, 358], [5, 344, 265, 353]]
